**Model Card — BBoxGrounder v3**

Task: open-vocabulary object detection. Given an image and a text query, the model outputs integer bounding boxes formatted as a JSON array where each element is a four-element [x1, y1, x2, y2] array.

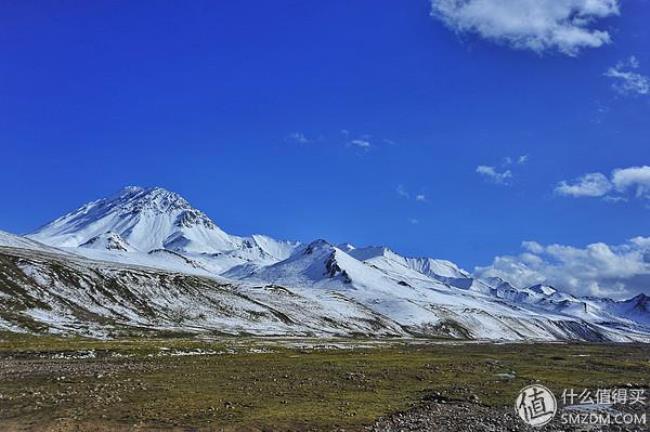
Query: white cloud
[[415, 194, 428, 202], [350, 139, 371, 149], [478, 155, 527, 185], [522, 240, 545, 254], [504, 154, 529, 166], [555, 172, 612, 197], [556, 166, 650, 200], [431, 0, 620, 56], [346, 138, 372, 151], [612, 166, 650, 198], [343, 131, 394, 150], [475, 238, 650, 299], [604, 57, 650, 96], [631, 236, 650, 248], [476, 165, 512, 184]]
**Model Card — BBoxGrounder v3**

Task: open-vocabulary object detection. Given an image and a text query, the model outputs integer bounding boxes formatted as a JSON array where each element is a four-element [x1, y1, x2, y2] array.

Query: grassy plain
[[1, 333, 648, 431]]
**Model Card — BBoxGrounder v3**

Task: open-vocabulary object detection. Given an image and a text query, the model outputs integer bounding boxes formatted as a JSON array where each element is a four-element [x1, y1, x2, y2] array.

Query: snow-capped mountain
[[237, 240, 650, 341], [614, 294, 650, 325], [496, 283, 650, 327], [0, 186, 648, 341], [30, 186, 243, 253], [28, 186, 300, 273]]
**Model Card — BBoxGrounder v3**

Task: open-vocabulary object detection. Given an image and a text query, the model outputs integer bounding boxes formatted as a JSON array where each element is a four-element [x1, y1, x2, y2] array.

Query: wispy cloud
[[396, 185, 410, 199], [555, 166, 650, 201], [285, 132, 311, 144], [476, 165, 512, 185], [340, 130, 397, 152], [475, 237, 650, 299], [504, 154, 529, 166], [430, 0, 620, 56], [477, 155, 528, 185], [395, 188, 426, 225], [349, 139, 371, 150], [604, 56, 650, 97], [396, 185, 429, 203], [341, 130, 373, 151], [286, 129, 385, 151]]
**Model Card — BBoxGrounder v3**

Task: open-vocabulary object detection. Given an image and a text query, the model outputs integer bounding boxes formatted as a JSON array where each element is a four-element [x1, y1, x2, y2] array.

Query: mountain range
[[0, 186, 648, 341]]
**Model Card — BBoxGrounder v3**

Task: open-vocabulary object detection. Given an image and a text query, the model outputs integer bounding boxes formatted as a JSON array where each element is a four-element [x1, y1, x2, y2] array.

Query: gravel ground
[[366, 394, 649, 432]]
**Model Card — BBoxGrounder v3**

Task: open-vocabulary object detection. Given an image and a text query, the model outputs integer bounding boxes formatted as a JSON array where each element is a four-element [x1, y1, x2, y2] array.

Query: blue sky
[[1, 1, 649, 295]]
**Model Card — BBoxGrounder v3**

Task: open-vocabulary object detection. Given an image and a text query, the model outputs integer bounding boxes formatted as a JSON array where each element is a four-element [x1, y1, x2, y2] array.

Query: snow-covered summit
[[248, 240, 353, 286], [27, 186, 302, 274], [30, 186, 243, 254], [600, 293, 650, 326], [528, 284, 559, 297], [247, 235, 300, 262], [628, 293, 650, 306]]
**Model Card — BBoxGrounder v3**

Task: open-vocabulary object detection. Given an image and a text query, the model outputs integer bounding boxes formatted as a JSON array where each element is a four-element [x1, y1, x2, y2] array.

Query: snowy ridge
[[349, 246, 492, 293], [0, 230, 76, 256], [0, 186, 648, 341]]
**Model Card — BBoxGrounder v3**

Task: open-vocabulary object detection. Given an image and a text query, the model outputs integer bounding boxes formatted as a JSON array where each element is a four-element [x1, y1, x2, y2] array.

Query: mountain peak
[[528, 284, 559, 296], [627, 293, 649, 305], [28, 186, 234, 252], [303, 239, 334, 255], [110, 186, 192, 214], [114, 187, 218, 231]]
